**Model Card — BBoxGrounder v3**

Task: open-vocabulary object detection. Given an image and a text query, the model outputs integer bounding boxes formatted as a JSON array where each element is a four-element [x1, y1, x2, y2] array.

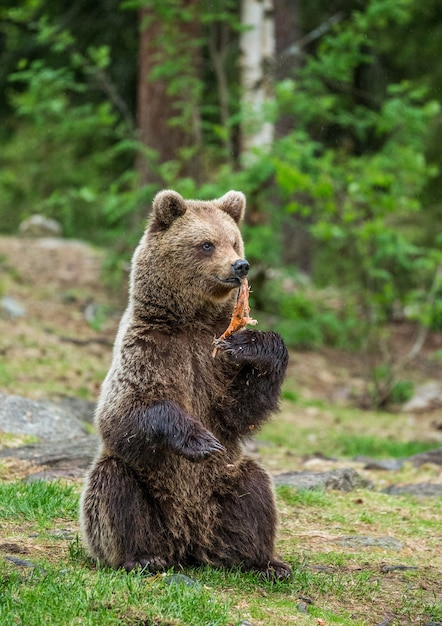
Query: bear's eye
[[201, 241, 215, 253]]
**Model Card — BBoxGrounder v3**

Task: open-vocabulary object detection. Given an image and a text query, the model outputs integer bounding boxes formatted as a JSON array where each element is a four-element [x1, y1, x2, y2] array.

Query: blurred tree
[[136, 0, 202, 186], [0, 0, 137, 133]]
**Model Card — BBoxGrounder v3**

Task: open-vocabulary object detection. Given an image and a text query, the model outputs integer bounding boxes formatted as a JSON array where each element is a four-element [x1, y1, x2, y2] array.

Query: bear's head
[[130, 190, 249, 326]]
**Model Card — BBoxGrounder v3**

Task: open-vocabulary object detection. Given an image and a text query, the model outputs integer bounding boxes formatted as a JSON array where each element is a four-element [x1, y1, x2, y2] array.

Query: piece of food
[[212, 277, 257, 357]]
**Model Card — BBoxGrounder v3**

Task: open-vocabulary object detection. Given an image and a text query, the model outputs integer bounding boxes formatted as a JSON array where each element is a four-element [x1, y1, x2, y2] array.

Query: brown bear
[[80, 190, 292, 580]]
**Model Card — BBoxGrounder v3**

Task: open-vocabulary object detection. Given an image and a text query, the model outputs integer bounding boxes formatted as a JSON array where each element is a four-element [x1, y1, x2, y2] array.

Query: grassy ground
[[1, 235, 441, 624], [0, 478, 441, 625]]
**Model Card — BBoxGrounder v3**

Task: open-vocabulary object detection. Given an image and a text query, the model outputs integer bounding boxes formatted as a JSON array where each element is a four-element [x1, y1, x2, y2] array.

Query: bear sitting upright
[[80, 190, 292, 580]]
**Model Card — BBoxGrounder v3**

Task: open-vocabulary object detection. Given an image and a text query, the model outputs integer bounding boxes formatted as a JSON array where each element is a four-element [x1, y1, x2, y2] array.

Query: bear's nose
[[231, 259, 250, 278]]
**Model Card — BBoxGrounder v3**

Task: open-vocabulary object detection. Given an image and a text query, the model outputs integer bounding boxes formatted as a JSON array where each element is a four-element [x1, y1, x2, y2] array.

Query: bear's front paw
[[179, 426, 225, 462], [219, 329, 288, 372], [254, 559, 293, 581], [217, 329, 260, 361]]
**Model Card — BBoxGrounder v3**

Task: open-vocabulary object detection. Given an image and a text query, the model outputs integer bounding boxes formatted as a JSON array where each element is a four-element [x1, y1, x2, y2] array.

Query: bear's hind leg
[[80, 456, 172, 572], [206, 459, 292, 580]]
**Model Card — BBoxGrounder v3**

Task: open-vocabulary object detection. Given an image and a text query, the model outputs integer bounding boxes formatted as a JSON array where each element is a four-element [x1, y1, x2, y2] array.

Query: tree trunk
[[136, 3, 202, 187], [240, 0, 276, 161]]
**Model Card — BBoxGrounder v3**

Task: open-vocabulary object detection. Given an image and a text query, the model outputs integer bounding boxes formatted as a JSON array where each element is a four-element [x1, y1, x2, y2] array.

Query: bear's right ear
[[152, 190, 187, 229]]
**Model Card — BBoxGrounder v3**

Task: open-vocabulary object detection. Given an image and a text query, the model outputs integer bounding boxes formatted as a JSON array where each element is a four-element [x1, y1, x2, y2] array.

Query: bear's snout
[[231, 259, 250, 279]]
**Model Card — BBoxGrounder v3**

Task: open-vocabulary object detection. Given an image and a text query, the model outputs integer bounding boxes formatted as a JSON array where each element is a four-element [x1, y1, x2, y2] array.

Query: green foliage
[[230, 0, 440, 403], [251, 272, 360, 349], [0, 7, 145, 243], [271, 84, 439, 324], [369, 363, 415, 407], [386, 379, 414, 405]]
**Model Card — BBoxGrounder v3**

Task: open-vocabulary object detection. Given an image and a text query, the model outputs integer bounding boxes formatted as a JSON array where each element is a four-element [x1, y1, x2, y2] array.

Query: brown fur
[[80, 190, 292, 579]]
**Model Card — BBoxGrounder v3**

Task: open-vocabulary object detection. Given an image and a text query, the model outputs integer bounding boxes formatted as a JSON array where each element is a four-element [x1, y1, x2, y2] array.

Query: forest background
[[0, 0, 441, 409]]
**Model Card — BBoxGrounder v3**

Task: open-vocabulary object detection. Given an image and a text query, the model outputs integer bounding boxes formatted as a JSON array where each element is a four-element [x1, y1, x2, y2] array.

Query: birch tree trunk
[[240, 0, 276, 160]]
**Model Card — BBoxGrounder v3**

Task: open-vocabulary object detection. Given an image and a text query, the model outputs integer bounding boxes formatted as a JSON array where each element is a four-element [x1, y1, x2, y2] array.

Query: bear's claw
[[122, 555, 168, 573], [255, 560, 293, 581], [180, 429, 225, 461]]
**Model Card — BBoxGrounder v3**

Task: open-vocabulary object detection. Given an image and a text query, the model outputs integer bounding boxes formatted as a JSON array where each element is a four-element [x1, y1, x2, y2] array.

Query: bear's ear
[[152, 190, 187, 228], [217, 190, 246, 224]]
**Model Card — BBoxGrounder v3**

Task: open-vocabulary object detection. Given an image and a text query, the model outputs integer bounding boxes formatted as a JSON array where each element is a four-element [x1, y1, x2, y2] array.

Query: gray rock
[[336, 535, 403, 550], [362, 458, 404, 471], [375, 618, 393, 626], [382, 483, 442, 497], [0, 433, 99, 480], [380, 564, 417, 572], [1, 296, 26, 320], [0, 392, 88, 441], [407, 448, 442, 467], [403, 381, 442, 412], [5, 556, 36, 568], [358, 448, 442, 471], [56, 396, 96, 424], [274, 467, 373, 492], [18, 215, 62, 238]]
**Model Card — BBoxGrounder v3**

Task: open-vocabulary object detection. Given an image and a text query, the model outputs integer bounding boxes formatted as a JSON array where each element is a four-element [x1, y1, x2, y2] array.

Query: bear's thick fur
[[80, 190, 292, 579]]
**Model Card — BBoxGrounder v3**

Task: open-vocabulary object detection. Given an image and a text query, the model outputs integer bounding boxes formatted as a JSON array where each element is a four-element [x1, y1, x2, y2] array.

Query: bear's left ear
[[217, 190, 246, 224], [152, 190, 187, 228]]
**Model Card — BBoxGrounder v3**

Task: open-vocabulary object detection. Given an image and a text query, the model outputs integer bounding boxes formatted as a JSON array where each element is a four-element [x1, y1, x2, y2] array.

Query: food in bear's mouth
[[212, 277, 257, 357]]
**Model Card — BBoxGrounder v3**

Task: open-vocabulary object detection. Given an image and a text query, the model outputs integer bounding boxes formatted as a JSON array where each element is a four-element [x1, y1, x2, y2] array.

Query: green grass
[[331, 433, 436, 458], [0, 480, 441, 625], [0, 481, 78, 526], [0, 361, 14, 386], [258, 402, 439, 460], [276, 484, 328, 507], [0, 563, 231, 626]]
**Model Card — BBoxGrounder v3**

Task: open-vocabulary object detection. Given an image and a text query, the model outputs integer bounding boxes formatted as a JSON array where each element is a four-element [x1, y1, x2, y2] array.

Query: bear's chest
[[177, 332, 223, 411], [142, 328, 223, 414]]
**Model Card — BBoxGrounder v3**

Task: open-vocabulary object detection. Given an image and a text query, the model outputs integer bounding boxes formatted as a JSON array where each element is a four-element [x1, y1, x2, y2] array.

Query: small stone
[[1, 296, 26, 320], [274, 467, 373, 492], [362, 459, 404, 471], [336, 535, 403, 550], [408, 448, 442, 468], [403, 381, 442, 412], [19, 215, 62, 238], [380, 564, 417, 573], [164, 573, 198, 587], [382, 483, 442, 497], [5, 556, 35, 567]]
